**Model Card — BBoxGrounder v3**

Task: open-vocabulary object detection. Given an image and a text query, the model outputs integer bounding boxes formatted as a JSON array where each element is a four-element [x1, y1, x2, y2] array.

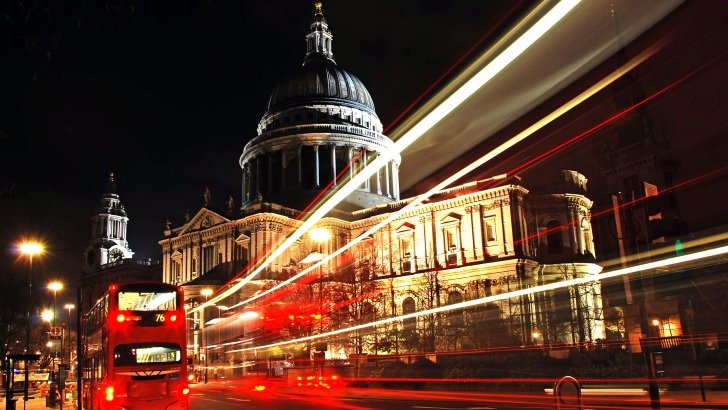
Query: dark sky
[[0, 1, 526, 291]]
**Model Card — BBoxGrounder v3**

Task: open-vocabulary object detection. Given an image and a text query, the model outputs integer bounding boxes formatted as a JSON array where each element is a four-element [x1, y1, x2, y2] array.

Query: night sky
[[0, 1, 524, 290]]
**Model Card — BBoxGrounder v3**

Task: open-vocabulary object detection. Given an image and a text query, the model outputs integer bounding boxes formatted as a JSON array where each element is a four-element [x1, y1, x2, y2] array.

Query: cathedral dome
[[255, 1, 382, 136], [239, 2, 400, 213], [265, 60, 376, 116]]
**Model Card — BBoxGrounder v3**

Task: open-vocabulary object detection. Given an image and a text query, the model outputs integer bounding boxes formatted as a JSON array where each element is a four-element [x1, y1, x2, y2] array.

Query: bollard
[[554, 376, 583, 410]]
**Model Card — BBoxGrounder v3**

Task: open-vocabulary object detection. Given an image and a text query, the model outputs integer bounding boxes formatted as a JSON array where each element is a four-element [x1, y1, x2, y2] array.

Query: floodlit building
[[159, 3, 605, 364]]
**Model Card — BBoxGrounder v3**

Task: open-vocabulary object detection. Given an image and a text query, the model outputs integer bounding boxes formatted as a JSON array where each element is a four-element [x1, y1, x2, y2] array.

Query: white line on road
[[226, 397, 251, 402]]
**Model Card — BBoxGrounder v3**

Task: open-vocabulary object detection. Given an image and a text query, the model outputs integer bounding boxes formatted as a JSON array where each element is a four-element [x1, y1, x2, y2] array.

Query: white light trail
[[226, 32, 658, 311], [228, 245, 728, 353], [194, 0, 583, 314]]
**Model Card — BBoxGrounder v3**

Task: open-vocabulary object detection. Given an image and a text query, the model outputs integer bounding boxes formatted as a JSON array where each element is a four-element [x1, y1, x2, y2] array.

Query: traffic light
[[648, 218, 684, 239], [642, 184, 683, 240]]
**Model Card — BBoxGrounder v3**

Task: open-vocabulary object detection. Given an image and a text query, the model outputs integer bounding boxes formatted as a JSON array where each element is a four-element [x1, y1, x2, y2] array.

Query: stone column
[[297, 145, 303, 187], [569, 205, 579, 255], [575, 209, 585, 255], [331, 145, 337, 187], [376, 154, 382, 195], [241, 163, 247, 203], [362, 149, 369, 191], [348, 147, 354, 182], [267, 151, 274, 193], [385, 161, 391, 198], [314, 145, 320, 188], [281, 150, 287, 190], [392, 164, 400, 200], [255, 157, 260, 198]]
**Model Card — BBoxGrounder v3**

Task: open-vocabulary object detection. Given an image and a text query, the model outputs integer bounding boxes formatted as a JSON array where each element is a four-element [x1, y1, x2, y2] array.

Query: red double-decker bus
[[80, 282, 189, 410]]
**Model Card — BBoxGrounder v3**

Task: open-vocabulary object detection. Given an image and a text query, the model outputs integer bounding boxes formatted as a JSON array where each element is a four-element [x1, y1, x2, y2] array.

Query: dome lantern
[[304, 2, 335, 66]]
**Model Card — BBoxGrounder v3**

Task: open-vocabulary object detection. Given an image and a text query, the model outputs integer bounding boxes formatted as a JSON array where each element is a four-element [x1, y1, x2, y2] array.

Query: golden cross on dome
[[315, 1, 322, 15]]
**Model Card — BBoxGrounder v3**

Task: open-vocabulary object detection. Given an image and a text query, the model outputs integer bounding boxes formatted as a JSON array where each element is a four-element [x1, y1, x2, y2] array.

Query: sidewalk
[[0, 396, 74, 410]]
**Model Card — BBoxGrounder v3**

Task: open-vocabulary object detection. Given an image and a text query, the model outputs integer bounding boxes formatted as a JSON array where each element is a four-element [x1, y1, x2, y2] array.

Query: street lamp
[[48, 281, 63, 370], [41, 310, 53, 323], [18, 240, 44, 408], [64, 304, 75, 369], [200, 288, 213, 384]]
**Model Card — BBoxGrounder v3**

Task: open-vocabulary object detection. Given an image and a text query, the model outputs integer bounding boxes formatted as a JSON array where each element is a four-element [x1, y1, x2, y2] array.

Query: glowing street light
[[47, 281, 63, 370], [41, 310, 53, 323], [18, 240, 44, 406], [48, 282, 63, 293], [19, 242, 44, 257]]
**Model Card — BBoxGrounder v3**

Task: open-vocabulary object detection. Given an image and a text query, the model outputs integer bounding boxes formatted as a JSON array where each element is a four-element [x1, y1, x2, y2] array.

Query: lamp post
[[48, 281, 63, 370], [200, 288, 213, 384], [64, 304, 75, 369], [19, 241, 44, 409]]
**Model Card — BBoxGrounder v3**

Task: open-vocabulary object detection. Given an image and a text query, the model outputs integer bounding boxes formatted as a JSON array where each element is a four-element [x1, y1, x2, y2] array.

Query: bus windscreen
[[118, 290, 177, 311], [113, 343, 182, 366]]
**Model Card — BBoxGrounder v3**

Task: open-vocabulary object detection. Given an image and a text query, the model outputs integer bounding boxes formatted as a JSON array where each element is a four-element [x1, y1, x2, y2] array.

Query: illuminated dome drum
[[239, 2, 400, 212]]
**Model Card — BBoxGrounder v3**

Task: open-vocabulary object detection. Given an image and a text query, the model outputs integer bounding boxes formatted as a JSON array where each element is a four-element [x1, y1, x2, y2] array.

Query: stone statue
[[204, 187, 211, 207], [227, 195, 235, 212]]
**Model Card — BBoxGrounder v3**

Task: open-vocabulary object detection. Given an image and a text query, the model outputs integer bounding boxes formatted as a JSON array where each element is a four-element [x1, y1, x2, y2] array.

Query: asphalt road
[[188, 379, 728, 410], [188, 380, 556, 410]]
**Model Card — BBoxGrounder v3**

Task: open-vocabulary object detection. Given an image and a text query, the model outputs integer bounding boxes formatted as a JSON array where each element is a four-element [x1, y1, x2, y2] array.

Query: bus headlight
[[105, 386, 114, 401]]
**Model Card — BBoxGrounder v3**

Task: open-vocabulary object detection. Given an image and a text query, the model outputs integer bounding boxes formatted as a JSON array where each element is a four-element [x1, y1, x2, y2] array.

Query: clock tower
[[83, 172, 134, 273]]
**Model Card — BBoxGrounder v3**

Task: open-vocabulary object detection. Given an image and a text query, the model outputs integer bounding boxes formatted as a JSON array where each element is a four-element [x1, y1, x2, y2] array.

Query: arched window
[[402, 297, 416, 330], [547, 221, 562, 254]]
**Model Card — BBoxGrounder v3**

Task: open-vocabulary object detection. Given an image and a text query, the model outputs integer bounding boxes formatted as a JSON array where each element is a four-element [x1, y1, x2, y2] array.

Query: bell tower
[[83, 173, 134, 273]]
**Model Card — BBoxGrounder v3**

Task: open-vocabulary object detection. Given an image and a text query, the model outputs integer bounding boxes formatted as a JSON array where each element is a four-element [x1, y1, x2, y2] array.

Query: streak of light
[[383, 1, 527, 133], [228, 245, 728, 352], [468, 21, 723, 187], [191, 0, 583, 314], [346, 376, 728, 385], [513, 165, 728, 250], [226, 35, 658, 311], [502, 54, 723, 178]]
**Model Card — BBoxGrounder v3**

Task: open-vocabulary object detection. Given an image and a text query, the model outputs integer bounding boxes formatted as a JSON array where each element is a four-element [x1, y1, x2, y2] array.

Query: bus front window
[[118, 291, 177, 311], [113, 343, 182, 366]]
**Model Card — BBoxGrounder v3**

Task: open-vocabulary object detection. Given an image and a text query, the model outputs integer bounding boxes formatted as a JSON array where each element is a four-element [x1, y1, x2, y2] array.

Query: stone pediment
[[396, 222, 415, 233], [235, 232, 250, 244], [178, 208, 229, 236], [441, 212, 462, 225]]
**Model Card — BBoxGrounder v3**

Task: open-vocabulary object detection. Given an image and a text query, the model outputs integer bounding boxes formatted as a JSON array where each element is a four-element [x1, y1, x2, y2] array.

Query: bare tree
[[328, 248, 386, 354], [406, 272, 443, 352]]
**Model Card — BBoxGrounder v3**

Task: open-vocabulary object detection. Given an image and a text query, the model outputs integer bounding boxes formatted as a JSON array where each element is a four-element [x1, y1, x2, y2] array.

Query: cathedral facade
[[159, 3, 604, 363]]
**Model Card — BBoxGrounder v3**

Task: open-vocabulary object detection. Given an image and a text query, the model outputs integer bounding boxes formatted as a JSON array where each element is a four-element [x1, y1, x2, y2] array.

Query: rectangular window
[[113, 343, 182, 367], [118, 291, 177, 311], [484, 216, 497, 243], [203, 246, 214, 272], [445, 227, 457, 250], [400, 235, 413, 258]]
